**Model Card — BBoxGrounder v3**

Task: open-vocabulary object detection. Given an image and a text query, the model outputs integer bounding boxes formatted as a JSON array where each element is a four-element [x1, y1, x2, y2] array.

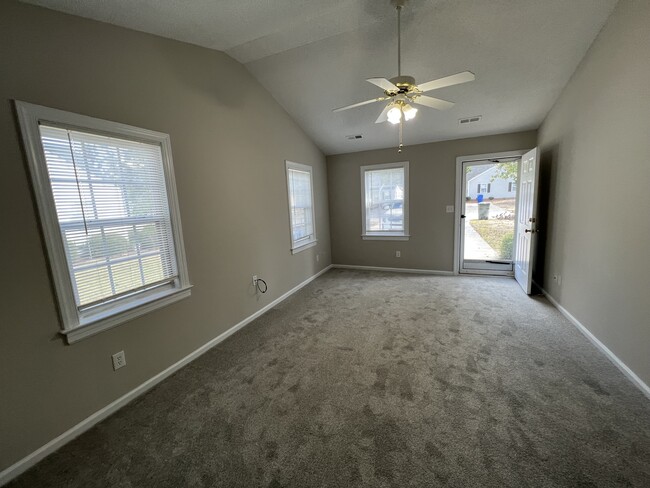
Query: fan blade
[[333, 97, 387, 113], [375, 103, 393, 124], [366, 78, 399, 92], [416, 71, 475, 93], [411, 95, 455, 110]]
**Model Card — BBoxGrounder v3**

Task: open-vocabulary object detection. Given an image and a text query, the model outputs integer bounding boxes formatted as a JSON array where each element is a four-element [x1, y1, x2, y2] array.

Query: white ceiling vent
[[346, 134, 363, 140], [459, 115, 482, 125]]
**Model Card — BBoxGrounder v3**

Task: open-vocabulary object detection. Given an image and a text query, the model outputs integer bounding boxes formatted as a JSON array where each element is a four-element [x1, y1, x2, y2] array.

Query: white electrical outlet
[[395, 251, 401, 258], [557, 275, 562, 286], [252, 275, 258, 286], [446, 205, 454, 213], [112, 351, 126, 371], [316, 254, 320, 262]]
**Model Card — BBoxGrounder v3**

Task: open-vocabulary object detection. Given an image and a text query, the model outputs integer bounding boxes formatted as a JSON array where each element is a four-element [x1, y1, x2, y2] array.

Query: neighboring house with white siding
[[466, 164, 516, 199]]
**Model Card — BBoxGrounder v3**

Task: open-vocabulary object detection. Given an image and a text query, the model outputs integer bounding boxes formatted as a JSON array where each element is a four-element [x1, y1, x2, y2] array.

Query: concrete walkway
[[463, 202, 509, 260], [464, 222, 497, 260]]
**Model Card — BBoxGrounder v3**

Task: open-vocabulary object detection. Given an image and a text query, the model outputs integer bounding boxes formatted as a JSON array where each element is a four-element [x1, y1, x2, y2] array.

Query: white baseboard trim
[[332, 264, 454, 275], [540, 286, 650, 400], [0, 265, 333, 486]]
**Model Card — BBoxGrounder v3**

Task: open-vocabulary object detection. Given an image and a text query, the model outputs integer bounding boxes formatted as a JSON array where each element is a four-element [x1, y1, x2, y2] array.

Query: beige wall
[[327, 131, 537, 271], [0, 1, 330, 471], [537, 0, 650, 385]]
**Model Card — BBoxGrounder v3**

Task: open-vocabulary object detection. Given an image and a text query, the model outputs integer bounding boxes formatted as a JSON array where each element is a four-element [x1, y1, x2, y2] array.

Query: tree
[[491, 161, 518, 183]]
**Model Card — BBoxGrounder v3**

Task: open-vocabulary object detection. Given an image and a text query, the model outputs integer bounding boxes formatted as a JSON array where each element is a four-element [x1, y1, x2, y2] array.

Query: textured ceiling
[[23, 0, 618, 155]]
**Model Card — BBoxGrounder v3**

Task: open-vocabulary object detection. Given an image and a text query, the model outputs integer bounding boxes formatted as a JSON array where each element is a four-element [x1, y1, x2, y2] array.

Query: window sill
[[362, 234, 410, 241], [61, 285, 192, 344], [291, 240, 317, 254]]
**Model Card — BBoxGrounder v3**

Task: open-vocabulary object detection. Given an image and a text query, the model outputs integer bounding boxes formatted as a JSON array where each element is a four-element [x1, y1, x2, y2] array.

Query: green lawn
[[75, 255, 164, 306], [470, 220, 514, 260]]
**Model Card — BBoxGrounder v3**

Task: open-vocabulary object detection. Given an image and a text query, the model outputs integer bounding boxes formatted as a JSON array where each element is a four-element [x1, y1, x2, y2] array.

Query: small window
[[508, 181, 516, 192], [478, 183, 489, 194], [361, 161, 409, 240], [285, 161, 317, 253], [16, 102, 191, 342]]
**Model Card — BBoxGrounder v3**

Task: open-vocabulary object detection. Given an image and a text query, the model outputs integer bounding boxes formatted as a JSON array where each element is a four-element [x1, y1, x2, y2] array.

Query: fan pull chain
[[398, 117, 404, 153]]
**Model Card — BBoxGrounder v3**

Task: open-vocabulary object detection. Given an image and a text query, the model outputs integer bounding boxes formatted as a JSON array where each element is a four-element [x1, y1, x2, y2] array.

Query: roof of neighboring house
[[466, 164, 496, 183]]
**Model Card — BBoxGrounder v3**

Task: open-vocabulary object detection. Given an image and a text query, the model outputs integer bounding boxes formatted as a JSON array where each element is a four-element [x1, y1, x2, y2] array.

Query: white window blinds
[[39, 125, 178, 309], [286, 162, 315, 250]]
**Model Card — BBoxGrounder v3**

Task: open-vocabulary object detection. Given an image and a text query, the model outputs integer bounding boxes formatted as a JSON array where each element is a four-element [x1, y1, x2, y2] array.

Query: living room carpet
[[8, 269, 650, 487]]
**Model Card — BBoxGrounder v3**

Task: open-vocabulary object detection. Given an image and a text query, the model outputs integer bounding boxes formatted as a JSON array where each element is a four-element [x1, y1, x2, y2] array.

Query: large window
[[361, 161, 409, 240], [285, 161, 316, 253], [16, 102, 191, 342]]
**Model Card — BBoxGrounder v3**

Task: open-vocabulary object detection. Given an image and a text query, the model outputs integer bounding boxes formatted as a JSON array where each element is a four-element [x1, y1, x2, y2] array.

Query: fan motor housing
[[388, 75, 416, 95]]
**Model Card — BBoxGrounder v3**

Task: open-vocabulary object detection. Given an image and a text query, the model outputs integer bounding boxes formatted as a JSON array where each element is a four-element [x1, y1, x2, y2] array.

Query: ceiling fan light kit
[[387, 104, 402, 124], [384, 100, 417, 125], [333, 0, 476, 152]]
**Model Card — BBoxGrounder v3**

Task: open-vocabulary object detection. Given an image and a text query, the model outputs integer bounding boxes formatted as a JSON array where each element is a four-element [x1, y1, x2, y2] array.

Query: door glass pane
[[463, 161, 517, 261]]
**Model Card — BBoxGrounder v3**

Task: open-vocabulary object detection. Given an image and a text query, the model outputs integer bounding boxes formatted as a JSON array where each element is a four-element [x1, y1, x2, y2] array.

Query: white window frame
[[360, 161, 410, 241], [15, 101, 192, 343], [285, 161, 317, 253]]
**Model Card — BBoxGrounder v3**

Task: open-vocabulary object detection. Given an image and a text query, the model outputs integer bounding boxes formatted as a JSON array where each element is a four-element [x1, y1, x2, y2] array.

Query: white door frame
[[453, 150, 531, 275]]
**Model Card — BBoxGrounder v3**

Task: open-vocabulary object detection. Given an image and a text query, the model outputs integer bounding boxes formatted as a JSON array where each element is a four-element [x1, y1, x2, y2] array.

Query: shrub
[[488, 196, 494, 200], [466, 196, 471, 201], [500, 233, 514, 260]]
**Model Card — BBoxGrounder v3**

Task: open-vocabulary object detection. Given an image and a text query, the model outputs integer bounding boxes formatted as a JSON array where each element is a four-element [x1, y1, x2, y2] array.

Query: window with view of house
[[16, 102, 191, 342], [285, 161, 316, 253], [361, 161, 409, 240]]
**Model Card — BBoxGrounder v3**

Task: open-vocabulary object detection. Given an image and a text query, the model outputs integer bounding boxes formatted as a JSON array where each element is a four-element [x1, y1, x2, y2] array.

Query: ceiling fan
[[333, 0, 475, 150]]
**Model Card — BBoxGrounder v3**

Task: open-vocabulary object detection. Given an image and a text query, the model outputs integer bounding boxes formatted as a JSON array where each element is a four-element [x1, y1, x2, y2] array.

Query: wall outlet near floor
[[446, 205, 454, 213], [316, 254, 320, 262], [112, 351, 126, 371], [395, 251, 401, 258], [252, 275, 258, 286], [553, 274, 562, 286]]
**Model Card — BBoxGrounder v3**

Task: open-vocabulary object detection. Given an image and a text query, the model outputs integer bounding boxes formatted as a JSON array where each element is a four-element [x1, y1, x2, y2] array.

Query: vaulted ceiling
[[23, 0, 618, 154]]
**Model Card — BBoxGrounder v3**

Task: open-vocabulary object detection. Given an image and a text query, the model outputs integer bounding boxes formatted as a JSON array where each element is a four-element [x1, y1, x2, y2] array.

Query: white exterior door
[[514, 148, 540, 294]]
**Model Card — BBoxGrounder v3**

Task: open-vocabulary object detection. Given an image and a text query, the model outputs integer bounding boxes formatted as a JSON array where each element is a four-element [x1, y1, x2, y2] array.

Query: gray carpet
[[8, 269, 650, 487]]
